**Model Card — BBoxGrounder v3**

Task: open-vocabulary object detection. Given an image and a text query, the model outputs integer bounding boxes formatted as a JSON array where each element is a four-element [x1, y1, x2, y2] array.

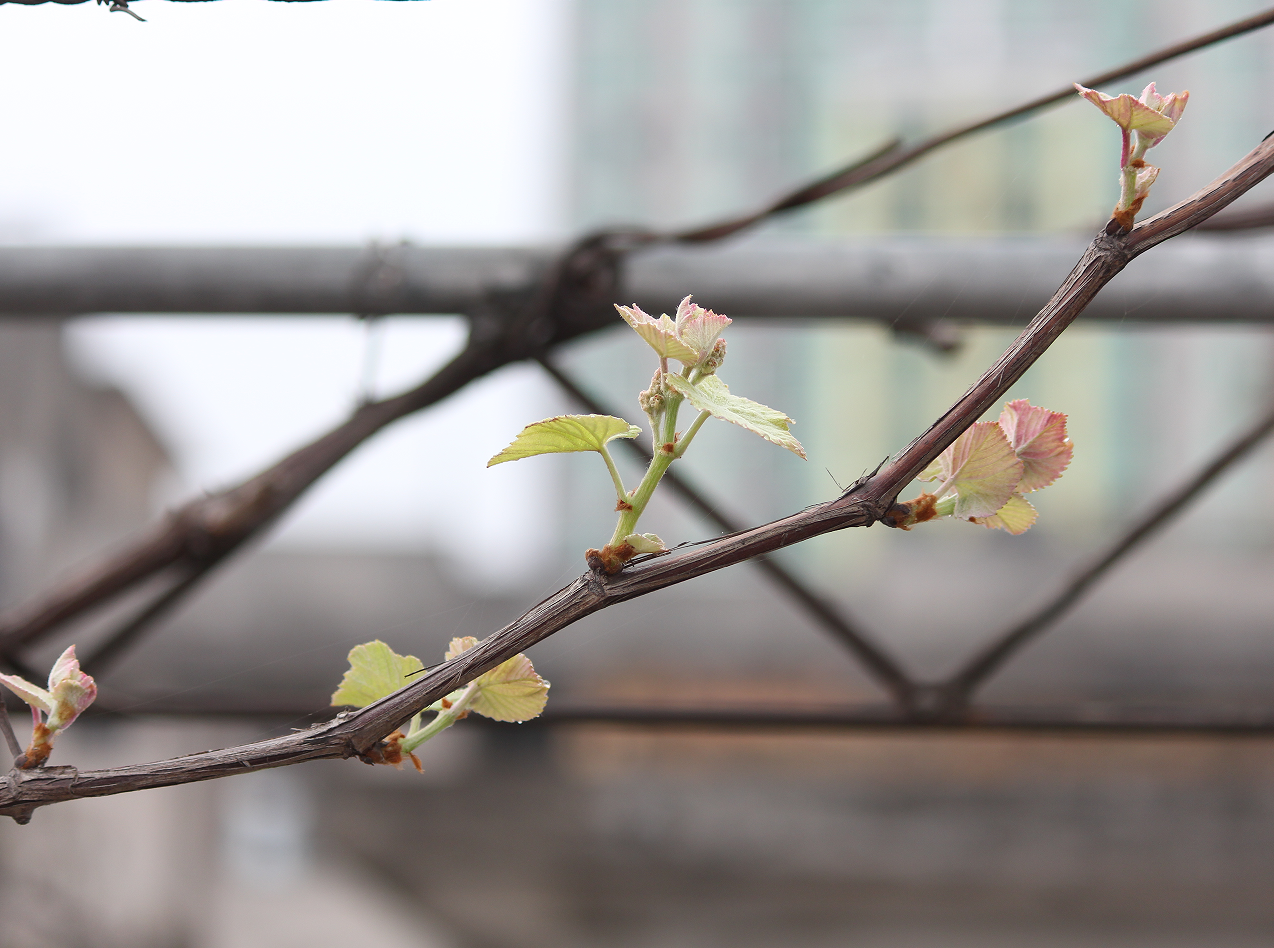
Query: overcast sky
[[1, 0, 572, 587]]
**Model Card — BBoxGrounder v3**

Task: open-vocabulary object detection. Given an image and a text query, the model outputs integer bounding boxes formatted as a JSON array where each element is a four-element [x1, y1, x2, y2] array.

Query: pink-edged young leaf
[[1073, 82, 1188, 146], [1140, 82, 1188, 124], [615, 303, 701, 365], [43, 645, 97, 732], [919, 421, 1023, 519], [445, 635, 480, 662], [673, 296, 731, 359], [972, 493, 1038, 535], [1073, 83, 1176, 137], [997, 399, 1073, 492], [1135, 82, 1189, 146]]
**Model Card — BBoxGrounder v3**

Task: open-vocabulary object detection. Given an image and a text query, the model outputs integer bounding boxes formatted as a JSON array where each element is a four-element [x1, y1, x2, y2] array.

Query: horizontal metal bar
[[3, 235, 1274, 323], [81, 698, 1274, 737], [0, 244, 549, 318]]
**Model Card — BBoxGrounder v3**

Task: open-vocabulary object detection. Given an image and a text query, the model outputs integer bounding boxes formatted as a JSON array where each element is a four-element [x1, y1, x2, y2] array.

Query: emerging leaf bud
[[0, 645, 97, 768], [1075, 80, 1188, 230]]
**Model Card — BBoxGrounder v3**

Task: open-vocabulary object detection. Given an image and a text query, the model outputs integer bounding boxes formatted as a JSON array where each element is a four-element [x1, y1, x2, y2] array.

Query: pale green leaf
[[0, 673, 52, 715], [445, 635, 478, 661], [331, 640, 424, 708], [487, 414, 641, 467], [471, 654, 550, 722], [928, 422, 1023, 519], [664, 374, 805, 458], [972, 492, 1038, 535], [443, 636, 549, 723]]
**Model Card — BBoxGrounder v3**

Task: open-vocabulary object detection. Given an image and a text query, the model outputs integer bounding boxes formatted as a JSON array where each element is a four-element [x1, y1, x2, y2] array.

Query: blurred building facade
[[563, 0, 1274, 577], [0, 321, 170, 608]]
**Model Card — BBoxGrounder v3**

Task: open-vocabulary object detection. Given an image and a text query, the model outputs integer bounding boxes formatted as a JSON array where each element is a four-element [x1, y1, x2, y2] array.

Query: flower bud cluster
[[700, 338, 727, 375], [638, 370, 666, 416]]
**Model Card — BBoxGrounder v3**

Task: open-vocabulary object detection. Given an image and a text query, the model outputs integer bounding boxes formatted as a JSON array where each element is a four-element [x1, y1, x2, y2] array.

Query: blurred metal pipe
[[90, 698, 1274, 737], [0, 244, 549, 318], [4, 235, 1274, 324]]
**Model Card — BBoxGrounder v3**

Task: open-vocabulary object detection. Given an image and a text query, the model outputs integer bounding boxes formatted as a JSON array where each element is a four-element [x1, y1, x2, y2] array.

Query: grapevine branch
[[3, 132, 1273, 823], [2, 9, 1271, 671]]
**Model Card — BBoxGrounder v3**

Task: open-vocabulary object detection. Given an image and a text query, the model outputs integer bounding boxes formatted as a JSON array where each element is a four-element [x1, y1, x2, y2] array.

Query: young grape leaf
[[487, 414, 642, 467], [997, 399, 1072, 492], [1074, 83, 1184, 140], [972, 492, 1038, 535], [673, 296, 731, 357], [918, 421, 1023, 519], [444, 636, 549, 723], [0, 672, 53, 715], [664, 374, 805, 458], [616, 304, 701, 364], [331, 640, 424, 708], [445, 635, 479, 661]]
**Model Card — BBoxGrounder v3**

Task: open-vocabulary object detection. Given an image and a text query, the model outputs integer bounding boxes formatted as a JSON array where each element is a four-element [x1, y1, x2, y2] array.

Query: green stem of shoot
[[674, 410, 711, 459], [1117, 132, 1150, 212], [608, 388, 685, 547], [401, 680, 479, 754], [597, 443, 628, 505], [933, 494, 958, 518]]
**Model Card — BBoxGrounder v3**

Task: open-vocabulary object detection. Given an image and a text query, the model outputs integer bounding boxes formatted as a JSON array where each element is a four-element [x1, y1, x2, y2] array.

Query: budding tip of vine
[[887, 493, 939, 529]]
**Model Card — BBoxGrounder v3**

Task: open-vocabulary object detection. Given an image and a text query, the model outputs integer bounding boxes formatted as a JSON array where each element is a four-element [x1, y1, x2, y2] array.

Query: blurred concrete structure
[[0, 321, 170, 612]]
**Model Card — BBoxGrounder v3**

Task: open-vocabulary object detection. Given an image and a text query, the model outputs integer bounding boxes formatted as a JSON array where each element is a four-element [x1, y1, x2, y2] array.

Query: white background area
[[1, 0, 573, 588]]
